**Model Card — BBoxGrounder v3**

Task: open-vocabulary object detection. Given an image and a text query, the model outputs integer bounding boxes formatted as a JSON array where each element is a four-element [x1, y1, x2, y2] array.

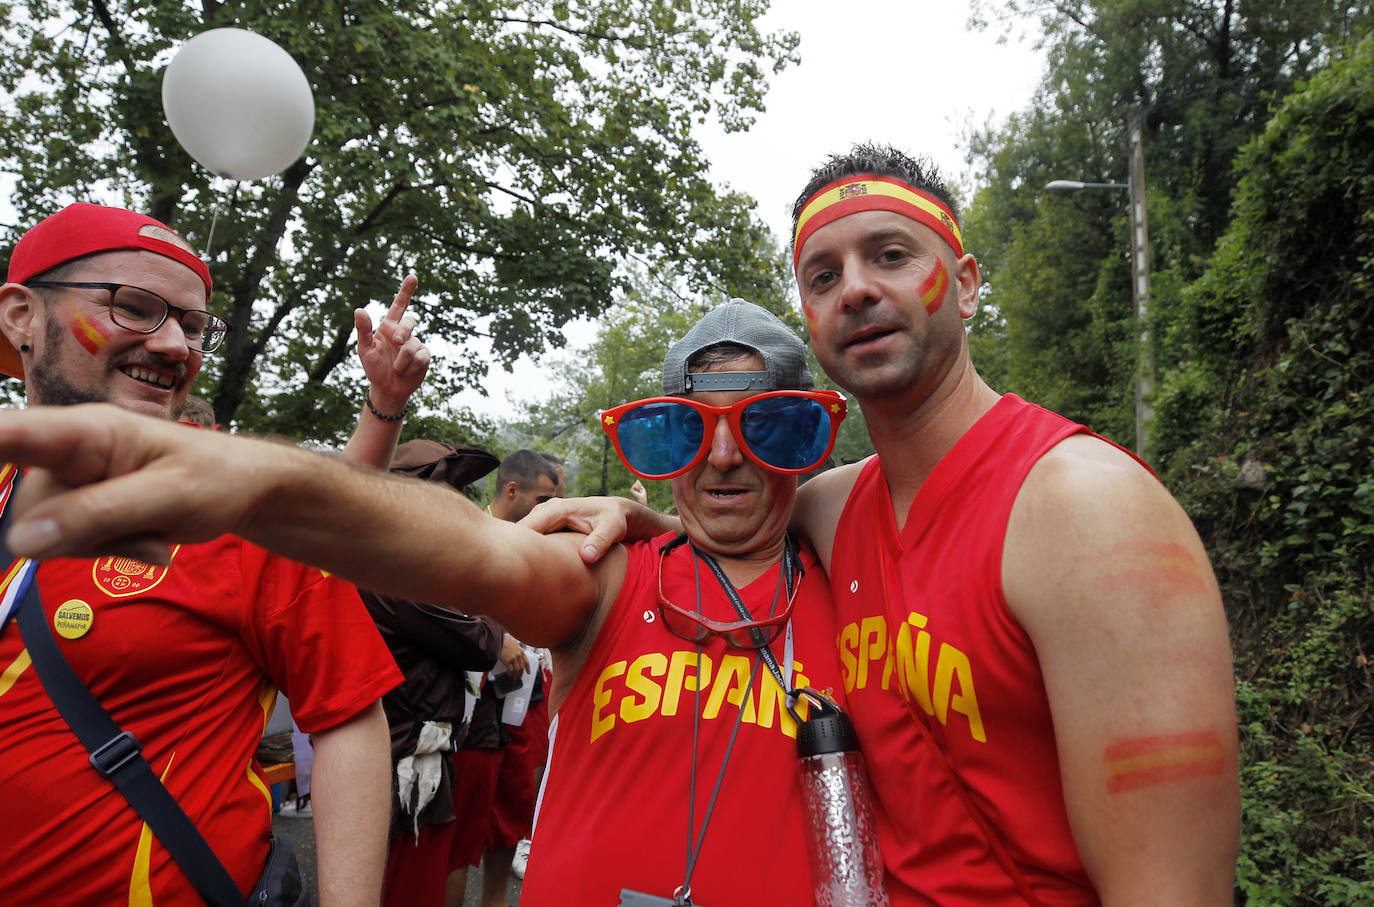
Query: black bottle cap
[[795, 689, 860, 757]]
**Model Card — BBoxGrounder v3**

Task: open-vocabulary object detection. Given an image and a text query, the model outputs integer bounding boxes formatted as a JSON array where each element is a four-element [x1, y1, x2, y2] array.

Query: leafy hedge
[[1155, 33, 1374, 904]]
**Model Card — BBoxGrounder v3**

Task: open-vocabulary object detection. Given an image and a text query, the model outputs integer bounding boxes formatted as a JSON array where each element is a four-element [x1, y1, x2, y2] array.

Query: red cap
[[3, 203, 212, 379]]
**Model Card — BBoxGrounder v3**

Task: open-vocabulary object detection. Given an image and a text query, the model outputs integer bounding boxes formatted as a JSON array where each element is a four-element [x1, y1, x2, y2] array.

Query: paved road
[[271, 811, 522, 905]]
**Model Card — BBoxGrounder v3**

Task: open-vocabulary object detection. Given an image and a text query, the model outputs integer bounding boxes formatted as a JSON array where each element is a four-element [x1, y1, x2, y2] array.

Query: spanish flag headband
[[793, 174, 964, 268]]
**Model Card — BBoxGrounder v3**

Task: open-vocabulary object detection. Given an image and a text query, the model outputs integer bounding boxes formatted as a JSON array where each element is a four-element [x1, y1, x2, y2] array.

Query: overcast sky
[[445, 0, 1047, 419]]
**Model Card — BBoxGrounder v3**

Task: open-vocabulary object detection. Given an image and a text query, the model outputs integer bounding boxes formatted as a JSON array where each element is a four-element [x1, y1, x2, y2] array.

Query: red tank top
[[521, 532, 845, 905], [829, 394, 1101, 905]]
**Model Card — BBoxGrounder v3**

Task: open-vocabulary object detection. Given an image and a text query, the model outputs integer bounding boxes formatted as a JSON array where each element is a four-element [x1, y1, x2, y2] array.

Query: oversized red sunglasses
[[600, 390, 846, 480]]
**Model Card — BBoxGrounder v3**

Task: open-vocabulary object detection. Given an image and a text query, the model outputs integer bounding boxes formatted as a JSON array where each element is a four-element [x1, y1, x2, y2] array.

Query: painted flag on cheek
[[71, 313, 113, 354], [918, 259, 950, 315]]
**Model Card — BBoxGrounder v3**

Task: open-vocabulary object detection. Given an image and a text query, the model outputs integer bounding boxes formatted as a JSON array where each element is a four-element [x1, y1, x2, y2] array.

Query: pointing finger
[[386, 274, 419, 323]]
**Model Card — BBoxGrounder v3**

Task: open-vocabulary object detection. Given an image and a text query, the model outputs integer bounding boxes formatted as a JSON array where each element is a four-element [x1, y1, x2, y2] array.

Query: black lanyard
[[688, 534, 800, 695], [658, 534, 803, 904]]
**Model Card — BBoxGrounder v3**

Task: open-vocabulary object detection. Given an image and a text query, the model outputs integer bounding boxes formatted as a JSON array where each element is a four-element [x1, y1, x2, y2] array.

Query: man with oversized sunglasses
[[536, 144, 1242, 905], [0, 202, 434, 905], [0, 297, 849, 906]]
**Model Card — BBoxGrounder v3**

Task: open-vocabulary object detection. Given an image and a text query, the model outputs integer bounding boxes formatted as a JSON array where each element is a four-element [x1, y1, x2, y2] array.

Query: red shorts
[[383, 821, 456, 907], [448, 748, 503, 869], [488, 698, 551, 850]]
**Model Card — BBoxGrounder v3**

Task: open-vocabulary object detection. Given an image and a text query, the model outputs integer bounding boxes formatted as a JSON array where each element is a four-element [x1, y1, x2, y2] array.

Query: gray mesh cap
[[661, 298, 814, 395]]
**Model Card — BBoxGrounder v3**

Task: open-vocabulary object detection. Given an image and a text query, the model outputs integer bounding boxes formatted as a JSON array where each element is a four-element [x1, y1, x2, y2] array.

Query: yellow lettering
[[880, 632, 896, 691], [838, 623, 860, 693], [662, 650, 713, 716], [756, 672, 785, 731], [856, 616, 887, 691], [787, 663, 814, 732], [893, 612, 934, 716], [619, 652, 667, 724], [703, 654, 755, 721], [590, 660, 627, 743], [932, 643, 986, 743], [755, 661, 800, 739]]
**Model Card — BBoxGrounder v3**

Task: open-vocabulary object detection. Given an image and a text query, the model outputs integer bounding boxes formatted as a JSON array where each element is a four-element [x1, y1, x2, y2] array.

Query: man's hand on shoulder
[[518, 495, 680, 563]]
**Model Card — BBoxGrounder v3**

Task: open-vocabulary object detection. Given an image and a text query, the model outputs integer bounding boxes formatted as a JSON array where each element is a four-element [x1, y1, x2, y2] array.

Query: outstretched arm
[[1005, 436, 1239, 905], [0, 405, 605, 648], [340, 274, 431, 469]]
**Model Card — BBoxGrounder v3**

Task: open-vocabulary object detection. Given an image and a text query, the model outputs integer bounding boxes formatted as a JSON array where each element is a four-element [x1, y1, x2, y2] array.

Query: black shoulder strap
[[2, 477, 248, 907]]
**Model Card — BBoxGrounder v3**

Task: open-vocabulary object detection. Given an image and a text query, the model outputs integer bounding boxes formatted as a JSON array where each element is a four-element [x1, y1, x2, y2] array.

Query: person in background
[[447, 448, 559, 907], [278, 720, 315, 818], [363, 439, 508, 907], [489, 449, 560, 522], [175, 393, 215, 428], [540, 451, 566, 498]]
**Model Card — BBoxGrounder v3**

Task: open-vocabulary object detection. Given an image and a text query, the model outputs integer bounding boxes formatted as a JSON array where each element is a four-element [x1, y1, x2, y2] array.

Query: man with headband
[[0, 203, 412, 904], [0, 298, 850, 905], [521, 144, 1241, 903], [781, 145, 1238, 904]]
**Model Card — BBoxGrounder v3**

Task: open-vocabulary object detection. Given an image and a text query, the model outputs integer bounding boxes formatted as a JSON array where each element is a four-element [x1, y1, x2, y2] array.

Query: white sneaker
[[511, 838, 531, 879], [278, 795, 312, 818]]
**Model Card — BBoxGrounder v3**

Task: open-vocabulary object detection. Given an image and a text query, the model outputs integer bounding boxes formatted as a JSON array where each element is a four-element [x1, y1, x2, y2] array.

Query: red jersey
[[829, 395, 1100, 905], [521, 532, 845, 906], [0, 468, 402, 905]]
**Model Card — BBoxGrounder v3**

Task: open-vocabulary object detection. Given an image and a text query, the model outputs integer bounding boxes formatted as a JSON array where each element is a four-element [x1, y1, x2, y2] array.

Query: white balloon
[[162, 28, 315, 181]]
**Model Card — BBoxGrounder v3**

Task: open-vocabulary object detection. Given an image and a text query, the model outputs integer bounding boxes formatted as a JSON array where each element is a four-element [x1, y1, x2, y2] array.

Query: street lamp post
[[1045, 109, 1153, 457]]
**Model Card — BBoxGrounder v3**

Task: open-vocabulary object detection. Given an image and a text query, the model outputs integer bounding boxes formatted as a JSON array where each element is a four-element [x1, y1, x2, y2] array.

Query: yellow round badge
[[53, 600, 94, 640]]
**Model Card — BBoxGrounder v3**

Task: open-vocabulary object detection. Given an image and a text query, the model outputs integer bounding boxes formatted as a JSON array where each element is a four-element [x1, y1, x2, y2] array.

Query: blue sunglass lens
[[617, 402, 705, 476], [740, 397, 832, 470]]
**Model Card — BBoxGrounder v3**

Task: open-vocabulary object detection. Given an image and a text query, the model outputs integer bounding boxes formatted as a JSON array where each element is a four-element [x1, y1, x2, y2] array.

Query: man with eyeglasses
[[0, 297, 849, 906], [0, 202, 409, 905]]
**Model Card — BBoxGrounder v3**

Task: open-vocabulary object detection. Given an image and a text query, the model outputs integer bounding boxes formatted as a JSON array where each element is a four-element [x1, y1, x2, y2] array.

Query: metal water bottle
[[795, 691, 889, 907]]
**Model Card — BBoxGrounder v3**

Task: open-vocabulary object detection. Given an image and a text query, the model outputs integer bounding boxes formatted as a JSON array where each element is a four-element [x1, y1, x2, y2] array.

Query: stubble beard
[[819, 345, 920, 405], [26, 318, 182, 419], [25, 317, 113, 408]]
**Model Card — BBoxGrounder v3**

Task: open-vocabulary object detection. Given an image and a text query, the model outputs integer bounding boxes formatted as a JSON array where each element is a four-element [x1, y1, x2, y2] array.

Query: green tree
[[965, 0, 1372, 451], [500, 270, 721, 510], [1152, 33, 1374, 901], [0, 0, 798, 443]]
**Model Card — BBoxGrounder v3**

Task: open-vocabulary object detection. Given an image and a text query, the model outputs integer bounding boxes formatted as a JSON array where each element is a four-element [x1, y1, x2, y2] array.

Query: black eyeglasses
[[25, 281, 232, 353]]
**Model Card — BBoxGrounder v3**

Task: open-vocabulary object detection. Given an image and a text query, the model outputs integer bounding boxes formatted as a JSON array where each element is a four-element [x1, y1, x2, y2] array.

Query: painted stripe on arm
[[1104, 731, 1225, 793]]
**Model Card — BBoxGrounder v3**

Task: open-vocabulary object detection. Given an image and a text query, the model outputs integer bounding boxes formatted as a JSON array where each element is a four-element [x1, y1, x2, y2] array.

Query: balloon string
[[202, 180, 237, 260], [203, 199, 220, 259]]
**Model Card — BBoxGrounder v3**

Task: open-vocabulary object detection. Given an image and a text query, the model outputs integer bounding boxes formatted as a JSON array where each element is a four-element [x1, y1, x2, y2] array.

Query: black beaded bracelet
[[365, 392, 409, 422]]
